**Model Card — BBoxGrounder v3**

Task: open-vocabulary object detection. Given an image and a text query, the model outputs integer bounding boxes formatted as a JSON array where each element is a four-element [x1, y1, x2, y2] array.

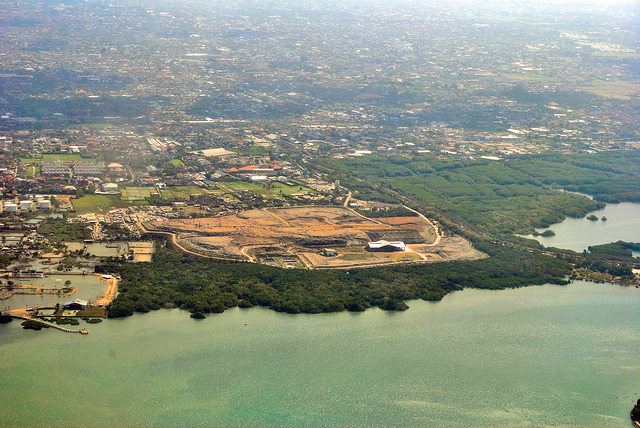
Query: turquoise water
[[527, 202, 640, 254], [1, 280, 639, 427]]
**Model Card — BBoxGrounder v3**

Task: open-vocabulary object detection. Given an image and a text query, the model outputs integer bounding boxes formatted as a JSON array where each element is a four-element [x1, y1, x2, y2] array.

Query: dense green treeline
[[587, 241, 640, 259], [632, 399, 640, 423], [565, 241, 640, 278], [0, 254, 13, 269], [322, 150, 639, 234], [508, 151, 640, 203], [390, 178, 600, 234], [358, 206, 418, 218], [101, 243, 571, 319]]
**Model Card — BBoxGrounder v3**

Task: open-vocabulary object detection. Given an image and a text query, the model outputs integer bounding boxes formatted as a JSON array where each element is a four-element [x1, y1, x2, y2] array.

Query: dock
[[9, 314, 89, 334]]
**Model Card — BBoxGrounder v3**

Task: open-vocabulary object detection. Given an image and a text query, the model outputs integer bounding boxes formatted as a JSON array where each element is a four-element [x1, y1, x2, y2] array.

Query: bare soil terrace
[[144, 206, 484, 268]]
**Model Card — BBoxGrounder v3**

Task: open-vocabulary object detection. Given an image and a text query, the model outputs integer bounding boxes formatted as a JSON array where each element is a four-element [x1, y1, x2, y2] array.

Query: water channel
[[525, 201, 640, 255], [1, 280, 639, 428]]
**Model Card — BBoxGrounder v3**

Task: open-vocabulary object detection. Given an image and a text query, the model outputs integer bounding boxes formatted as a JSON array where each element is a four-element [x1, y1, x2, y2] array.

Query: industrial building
[[367, 241, 406, 252]]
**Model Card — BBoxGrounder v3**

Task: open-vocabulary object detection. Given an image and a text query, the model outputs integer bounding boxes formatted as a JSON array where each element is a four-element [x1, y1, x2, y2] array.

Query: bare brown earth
[[143, 206, 485, 268], [91, 274, 118, 306]]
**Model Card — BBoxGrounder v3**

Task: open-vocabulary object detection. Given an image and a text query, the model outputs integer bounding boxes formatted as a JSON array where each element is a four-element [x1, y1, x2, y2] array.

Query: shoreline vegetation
[[100, 236, 639, 320], [564, 241, 640, 286], [5, 151, 636, 323], [100, 241, 572, 319], [632, 399, 640, 426]]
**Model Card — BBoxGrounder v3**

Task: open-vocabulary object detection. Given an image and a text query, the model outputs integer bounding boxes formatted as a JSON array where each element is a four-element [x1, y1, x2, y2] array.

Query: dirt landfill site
[[143, 206, 485, 269]]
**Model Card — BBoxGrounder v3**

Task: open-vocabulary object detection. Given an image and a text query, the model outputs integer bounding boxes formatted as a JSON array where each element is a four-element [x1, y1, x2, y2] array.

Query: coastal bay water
[[527, 201, 640, 254], [1, 280, 639, 428]]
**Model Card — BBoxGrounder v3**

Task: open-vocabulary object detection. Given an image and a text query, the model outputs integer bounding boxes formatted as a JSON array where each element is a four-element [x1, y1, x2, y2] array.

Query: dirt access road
[[91, 274, 118, 306]]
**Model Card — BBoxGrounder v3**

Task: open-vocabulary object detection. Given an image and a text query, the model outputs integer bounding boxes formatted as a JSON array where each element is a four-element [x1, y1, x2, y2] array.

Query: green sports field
[[121, 187, 156, 201]]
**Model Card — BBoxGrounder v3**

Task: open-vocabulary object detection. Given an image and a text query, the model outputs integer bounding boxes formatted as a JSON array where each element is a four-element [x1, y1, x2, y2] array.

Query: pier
[[9, 314, 88, 334]]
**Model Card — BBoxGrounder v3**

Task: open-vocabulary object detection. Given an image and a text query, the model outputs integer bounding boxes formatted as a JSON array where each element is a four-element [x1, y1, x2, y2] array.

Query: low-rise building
[[62, 299, 88, 310], [367, 241, 406, 252]]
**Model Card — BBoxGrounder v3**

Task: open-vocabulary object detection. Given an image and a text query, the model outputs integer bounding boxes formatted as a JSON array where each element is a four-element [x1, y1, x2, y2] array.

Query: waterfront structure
[[62, 299, 88, 310], [7, 271, 45, 278]]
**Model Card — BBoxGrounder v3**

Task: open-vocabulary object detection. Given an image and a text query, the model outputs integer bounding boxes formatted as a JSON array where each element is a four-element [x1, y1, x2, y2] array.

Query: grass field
[[225, 181, 314, 198], [121, 187, 156, 201], [76, 307, 107, 317], [20, 154, 97, 164], [228, 182, 270, 194], [72, 195, 130, 214], [162, 186, 220, 199]]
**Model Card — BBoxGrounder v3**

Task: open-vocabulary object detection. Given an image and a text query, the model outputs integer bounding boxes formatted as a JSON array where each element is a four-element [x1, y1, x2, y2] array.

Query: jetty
[[10, 314, 88, 334]]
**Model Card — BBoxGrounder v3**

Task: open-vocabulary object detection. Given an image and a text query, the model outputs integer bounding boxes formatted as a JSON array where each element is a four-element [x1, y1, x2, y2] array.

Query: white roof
[[197, 148, 235, 157], [65, 299, 88, 306], [368, 241, 406, 250]]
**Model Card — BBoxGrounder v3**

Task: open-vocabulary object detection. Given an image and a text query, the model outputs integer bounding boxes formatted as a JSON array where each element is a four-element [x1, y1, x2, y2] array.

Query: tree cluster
[[37, 218, 91, 243]]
